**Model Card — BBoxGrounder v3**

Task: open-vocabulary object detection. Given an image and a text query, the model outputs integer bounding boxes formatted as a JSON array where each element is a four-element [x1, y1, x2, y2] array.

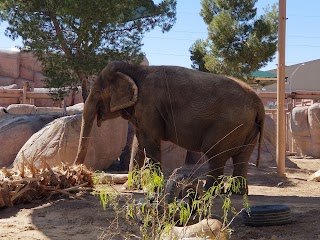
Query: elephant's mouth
[[96, 110, 104, 127]]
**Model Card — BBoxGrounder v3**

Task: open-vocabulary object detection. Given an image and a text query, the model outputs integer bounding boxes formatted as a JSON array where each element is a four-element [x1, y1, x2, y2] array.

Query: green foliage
[[127, 159, 164, 199], [190, 0, 278, 79], [0, 0, 176, 100], [97, 159, 250, 239]]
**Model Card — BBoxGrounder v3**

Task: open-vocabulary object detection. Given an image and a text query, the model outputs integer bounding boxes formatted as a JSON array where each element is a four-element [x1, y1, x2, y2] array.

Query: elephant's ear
[[110, 72, 138, 112]]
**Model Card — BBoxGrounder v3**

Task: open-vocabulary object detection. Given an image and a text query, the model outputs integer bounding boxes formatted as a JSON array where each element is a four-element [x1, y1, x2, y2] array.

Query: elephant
[[74, 61, 265, 194]]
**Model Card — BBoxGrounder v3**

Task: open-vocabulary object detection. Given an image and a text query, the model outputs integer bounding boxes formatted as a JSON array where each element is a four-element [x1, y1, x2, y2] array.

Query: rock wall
[[0, 50, 83, 107], [0, 50, 150, 107]]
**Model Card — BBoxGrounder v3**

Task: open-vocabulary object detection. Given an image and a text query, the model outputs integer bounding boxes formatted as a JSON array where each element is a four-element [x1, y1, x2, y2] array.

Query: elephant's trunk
[[74, 96, 98, 165]]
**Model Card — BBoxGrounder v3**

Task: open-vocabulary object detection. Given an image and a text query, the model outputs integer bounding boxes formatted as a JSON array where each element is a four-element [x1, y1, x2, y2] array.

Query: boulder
[[290, 104, 320, 158], [14, 78, 32, 88], [14, 114, 128, 170], [0, 76, 15, 86], [290, 106, 311, 156], [161, 141, 187, 174], [309, 169, 320, 182], [308, 103, 320, 157], [66, 103, 84, 115], [0, 107, 7, 117], [250, 114, 297, 168], [251, 114, 278, 162], [160, 218, 227, 240], [32, 107, 63, 114], [0, 114, 60, 167], [119, 122, 188, 172], [6, 104, 37, 115], [0, 83, 18, 89]]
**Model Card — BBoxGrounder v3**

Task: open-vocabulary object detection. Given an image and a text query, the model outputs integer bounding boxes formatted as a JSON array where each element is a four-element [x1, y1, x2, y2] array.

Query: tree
[[190, 0, 277, 79], [0, 0, 176, 101]]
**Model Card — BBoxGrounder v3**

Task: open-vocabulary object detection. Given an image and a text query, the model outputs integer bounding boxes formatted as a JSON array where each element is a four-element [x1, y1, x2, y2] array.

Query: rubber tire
[[242, 204, 292, 227]]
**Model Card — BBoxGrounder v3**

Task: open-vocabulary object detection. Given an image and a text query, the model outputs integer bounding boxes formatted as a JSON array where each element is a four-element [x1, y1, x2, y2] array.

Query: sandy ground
[[0, 156, 319, 240]]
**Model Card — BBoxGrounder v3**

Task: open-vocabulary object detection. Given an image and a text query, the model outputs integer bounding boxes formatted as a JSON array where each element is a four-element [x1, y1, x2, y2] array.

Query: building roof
[[262, 59, 320, 92], [251, 70, 277, 80]]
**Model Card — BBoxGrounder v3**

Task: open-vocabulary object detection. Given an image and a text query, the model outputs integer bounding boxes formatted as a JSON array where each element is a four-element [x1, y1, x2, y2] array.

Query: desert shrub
[[95, 158, 249, 239]]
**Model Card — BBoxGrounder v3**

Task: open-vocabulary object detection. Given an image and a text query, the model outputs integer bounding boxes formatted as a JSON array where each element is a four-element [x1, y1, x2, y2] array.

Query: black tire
[[242, 204, 292, 227]]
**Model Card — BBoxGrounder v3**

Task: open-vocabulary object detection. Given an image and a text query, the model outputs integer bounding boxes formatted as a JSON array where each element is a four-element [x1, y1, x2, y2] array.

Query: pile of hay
[[0, 159, 93, 208]]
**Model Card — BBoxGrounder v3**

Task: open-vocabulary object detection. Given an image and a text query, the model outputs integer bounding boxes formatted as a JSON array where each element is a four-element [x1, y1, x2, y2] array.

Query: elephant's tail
[[255, 107, 265, 167]]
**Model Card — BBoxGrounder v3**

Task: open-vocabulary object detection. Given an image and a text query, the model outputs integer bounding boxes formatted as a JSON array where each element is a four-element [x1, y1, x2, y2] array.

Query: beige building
[[261, 59, 320, 93], [257, 59, 320, 109]]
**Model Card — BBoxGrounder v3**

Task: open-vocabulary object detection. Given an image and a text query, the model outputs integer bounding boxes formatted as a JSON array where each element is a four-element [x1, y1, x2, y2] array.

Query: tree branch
[[48, 11, 73, 58]]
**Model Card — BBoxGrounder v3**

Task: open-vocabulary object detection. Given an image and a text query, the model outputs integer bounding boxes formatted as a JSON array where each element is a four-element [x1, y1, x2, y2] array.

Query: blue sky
[[1, 0, 320, 71]]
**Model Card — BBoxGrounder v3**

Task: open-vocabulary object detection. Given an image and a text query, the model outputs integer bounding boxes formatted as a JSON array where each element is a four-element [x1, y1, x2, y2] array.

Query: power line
[[288, 14, 320, 18], [288, 44, 320, 48], [144, 36, 197, 41], [144, 52, 188, 57], [288, 35, 320, 39]]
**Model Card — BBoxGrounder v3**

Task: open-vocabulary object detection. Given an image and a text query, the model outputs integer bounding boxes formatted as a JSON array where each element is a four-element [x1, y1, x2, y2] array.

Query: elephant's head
[[74, 61, 138, 164]]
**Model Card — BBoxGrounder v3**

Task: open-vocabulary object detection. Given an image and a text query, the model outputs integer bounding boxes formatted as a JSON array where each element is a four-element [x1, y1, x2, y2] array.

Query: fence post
[[22, 82, 28, 104], [30, 83, 34, 105]]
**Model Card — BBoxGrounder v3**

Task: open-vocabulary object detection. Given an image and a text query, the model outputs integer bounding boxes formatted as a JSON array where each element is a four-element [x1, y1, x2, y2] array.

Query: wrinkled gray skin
[[75, 61, 265, 194]]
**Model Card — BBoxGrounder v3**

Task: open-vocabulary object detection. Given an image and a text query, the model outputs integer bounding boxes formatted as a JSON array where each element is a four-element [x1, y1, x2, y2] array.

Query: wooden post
[[30, 83, 34, 105], [276, 0, 286, 177], [22, 82, 28, 104]]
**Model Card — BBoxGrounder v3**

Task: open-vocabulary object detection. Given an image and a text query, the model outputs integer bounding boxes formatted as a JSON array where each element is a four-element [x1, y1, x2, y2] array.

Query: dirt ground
[[0, 156, 319, 240]]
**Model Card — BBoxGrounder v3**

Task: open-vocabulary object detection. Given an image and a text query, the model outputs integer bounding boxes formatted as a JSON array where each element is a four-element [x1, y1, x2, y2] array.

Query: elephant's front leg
[[129, 129, 162, 172]]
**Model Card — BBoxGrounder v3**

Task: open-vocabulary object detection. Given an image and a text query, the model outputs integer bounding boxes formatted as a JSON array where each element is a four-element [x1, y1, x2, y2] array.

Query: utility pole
[[276, 0, 286, 177]]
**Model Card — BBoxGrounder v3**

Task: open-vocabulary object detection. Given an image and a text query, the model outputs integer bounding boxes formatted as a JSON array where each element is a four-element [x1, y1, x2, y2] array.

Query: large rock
[[0, 107, 7, 117], [308, 103, 320, 157], [290, 103, 320, 157], [66, 103, 84, 115], [0, 76, 15, 86], [250, 114, 297, 169], [161, 141, 187, 174], [14, 114, 128, 170], [119, 122, 188, 172], [251, 114, 278, 162], [309, 169, 320, 182], [0, 114, 60, 167], [6, 104, 37, 115], [160, 218, 227, 240]]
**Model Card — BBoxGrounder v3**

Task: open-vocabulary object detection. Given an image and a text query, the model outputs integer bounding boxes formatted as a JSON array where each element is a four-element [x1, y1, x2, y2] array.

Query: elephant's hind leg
[[231, 145, 256, 195]]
